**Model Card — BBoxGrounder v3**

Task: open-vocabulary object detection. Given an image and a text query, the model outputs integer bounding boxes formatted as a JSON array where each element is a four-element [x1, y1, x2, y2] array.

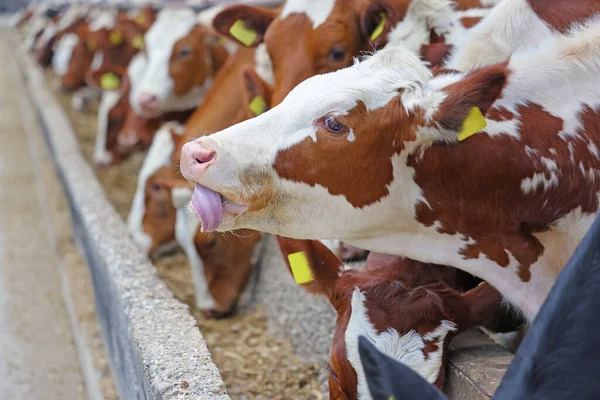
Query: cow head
[[179, 46, 505, 240], [276, 238, 501, 399], [213, 0, 396, 105], [129, 8, 222, 118], [53, 26, 94, 91]]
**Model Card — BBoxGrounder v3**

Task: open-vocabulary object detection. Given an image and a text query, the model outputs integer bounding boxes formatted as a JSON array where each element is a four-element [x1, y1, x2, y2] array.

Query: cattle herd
[[13, 0, 600, 398]]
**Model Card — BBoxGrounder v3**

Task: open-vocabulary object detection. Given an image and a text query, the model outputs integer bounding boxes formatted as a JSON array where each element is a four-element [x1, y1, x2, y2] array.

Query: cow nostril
[[193, 150, 215, 164]]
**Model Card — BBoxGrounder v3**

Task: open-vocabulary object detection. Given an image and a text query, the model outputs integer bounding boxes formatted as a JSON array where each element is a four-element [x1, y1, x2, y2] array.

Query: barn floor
[[0, 32, 85, 398]]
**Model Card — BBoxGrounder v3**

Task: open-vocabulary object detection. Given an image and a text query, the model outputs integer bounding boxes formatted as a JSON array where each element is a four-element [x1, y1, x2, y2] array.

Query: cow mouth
[[189, 185, 248, 232]]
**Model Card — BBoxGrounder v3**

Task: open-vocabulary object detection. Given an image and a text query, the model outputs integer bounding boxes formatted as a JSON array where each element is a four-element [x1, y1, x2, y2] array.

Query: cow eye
[[324, 116, 347, 134], [329, 47, 346, 62], [178, 46, 193, 58], [151, 183, 162, 192]]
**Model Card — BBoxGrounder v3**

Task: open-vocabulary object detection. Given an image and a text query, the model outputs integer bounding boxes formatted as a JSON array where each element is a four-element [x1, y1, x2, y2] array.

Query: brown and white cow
[[276, 238, 502, 398], [128, 7, 229, 118], [125, 41, 275, 317], [212, 0, 495, 106], [179, 17, 600, 321]]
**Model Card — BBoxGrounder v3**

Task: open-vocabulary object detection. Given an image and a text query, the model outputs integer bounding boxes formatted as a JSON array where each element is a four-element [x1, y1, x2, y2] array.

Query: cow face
[[179, 47, 505, 239], [53, 32, 94, 90], [213, 0, 393, 105], [276, 238, 500, 399], [130, 9, 217, 118]]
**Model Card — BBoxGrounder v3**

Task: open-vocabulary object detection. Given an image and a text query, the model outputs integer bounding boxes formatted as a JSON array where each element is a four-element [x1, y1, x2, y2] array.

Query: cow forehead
[[281, 0, 337, 29], [282, 46, 432, 115], [145, 9, 197, 53]]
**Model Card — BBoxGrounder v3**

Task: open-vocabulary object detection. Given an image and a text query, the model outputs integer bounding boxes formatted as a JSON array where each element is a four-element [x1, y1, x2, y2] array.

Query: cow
[[128, 7, 229, 118], [211, 0, 496, 105], [358, 213, 600, 400], [179, 17, 600, 321], [276, 237, 503, 398], [126, 45, 272, 317]]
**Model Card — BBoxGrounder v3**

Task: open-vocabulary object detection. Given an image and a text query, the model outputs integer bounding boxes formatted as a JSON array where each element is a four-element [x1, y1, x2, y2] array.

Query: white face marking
[[281, 0, 336, 29], [91, 52, 104, 71], [94, 91, 122, 165], [89, 11, 116, 31], [173, 188, 217, 310], [127, 122, 185, 253], [345, 289, 456, 399], [131, 8, 205, 115], [52, 33, 80, 77], [254, 43, 275, 86], [36, 22, 57, 49]]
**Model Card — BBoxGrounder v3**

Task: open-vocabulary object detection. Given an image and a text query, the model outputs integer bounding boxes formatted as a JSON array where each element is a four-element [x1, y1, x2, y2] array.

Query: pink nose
[[181, 140, 215, 180], [137, 92, 158, 112]]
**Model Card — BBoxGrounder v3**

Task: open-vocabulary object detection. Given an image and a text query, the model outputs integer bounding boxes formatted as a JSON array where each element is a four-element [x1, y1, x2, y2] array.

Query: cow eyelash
[[326, 363, 339, 379]]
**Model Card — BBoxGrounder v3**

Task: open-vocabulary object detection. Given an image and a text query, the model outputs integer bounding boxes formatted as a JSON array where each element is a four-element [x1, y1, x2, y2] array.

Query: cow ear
[[360, 0, 396, 49], [276, 237, 346, 310], [241, 66, 272, 118], [212, 5, 277, 48], [461, 282, 503, 326], [429, 65, 506, 143]]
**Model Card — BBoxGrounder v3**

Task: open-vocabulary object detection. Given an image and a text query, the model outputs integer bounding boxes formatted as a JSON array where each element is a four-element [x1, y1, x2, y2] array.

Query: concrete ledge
[[12, 36, 229, 400]]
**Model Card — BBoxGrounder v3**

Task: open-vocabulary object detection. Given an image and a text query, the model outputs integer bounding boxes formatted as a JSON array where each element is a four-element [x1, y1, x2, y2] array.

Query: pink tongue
[[190, 185, 223, 232]]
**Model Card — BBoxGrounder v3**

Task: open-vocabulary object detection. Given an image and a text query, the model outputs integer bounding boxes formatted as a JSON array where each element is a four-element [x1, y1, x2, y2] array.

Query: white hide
[[281, 0, 336, 29], [56, 6, 88, 31], [130, 8, 209, 116], [94, 91, 122, 165], [89, 10, 117, 32], [36, 22, 57, 50], [385, 0, 493, 56], [52, 33, 80, 77], [23, 14, 49, 51], [172, 188, 217, 310], [445, 0, 555, 70], [127, 122, 185, 253], [184, 20, 600, 321], [254, 43, 275, 86], [196, 4, 225, 28], [345, 290, 456, 399]]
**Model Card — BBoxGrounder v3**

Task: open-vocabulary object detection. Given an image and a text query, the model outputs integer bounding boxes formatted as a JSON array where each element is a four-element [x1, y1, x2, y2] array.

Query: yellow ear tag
[[132, 34, 144, 50], [229, 20, 257, 47], [110, 30, 122, 46], [135, 14, 145, 25], [478, 281, 486, 287], [101, 72, 120, 90], [288, 251, 314, 284], [249, 96, 267, 117], [370, 12, 387, 41], [457, 106, 487, 141]]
